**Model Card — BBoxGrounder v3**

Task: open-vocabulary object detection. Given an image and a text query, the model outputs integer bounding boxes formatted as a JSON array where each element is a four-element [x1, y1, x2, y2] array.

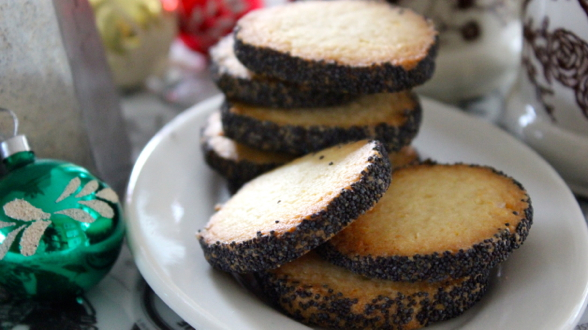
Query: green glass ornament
[[0, 111, 125, 301]]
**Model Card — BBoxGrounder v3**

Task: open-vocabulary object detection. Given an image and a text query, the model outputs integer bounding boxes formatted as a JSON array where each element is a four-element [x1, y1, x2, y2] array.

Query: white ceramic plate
[[125, 95, 588, 330]]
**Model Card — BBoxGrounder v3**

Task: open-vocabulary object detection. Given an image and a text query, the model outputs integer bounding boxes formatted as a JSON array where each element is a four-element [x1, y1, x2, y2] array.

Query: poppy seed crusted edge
[[233, 29, 439, 94], [210, 60, 358, 108]]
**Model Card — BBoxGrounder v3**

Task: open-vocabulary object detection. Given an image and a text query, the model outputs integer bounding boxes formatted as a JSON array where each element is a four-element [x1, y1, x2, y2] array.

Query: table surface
[[1, 78, 587, 329]]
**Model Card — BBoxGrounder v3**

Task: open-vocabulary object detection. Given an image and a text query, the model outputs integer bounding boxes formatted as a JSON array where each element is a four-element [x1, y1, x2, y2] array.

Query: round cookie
[[201, 111, 420, 192], [234, 0, 438, 93], [209, 34, 356, 108], [257, 251, 490, 330], [221, 91, 422, 155], [197, 140, 391, 273], [201, 111, 294, 192], [317, 162, 533, 282]]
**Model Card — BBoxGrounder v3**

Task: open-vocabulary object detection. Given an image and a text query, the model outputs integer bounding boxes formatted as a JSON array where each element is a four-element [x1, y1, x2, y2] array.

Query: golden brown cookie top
[[235, 0, 437, 69], [330, 163, 531, 257], [228, 91, 419, 127]]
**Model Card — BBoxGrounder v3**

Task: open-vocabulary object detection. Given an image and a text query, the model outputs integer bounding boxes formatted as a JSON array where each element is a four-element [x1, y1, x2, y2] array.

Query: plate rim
[[125, 95, 228, 330]]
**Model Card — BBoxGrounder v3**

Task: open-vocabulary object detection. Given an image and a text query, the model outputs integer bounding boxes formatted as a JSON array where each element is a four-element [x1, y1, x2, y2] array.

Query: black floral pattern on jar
[[580, 0, 588, 16], [522, 3, 588, 122], [546, 29, 588, 88], [576, 73, 588, 118]]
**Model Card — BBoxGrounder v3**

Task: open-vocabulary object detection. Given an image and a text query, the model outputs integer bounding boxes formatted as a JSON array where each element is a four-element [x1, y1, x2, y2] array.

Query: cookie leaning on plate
[[197, 140, 391, 273], [257, 252, 490, 330], [233, 0, 438, 94], [209, 34, 357, 108], [221, 91, 422, 155], [317, 162, 533, 282]]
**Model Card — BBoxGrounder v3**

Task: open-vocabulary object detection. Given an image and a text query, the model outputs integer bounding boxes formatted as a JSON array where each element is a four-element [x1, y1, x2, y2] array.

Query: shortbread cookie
[[209, 35, 356, 108], [201, 111, 419, 192], [222, 91, 422, 155], [201, 111, 293, 192], [318, 162, 533, 282], [197, 140, 391, 273], [234, 0, 438, 93], [257, 252, 490, 330]]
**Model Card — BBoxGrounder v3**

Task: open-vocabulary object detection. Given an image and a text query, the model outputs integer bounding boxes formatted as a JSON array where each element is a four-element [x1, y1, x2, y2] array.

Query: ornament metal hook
[[0, 107, 19, 140], [0, 107, 30, 159]]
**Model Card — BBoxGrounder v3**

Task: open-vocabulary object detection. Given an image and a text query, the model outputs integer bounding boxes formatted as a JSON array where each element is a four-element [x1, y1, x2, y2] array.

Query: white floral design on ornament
[[0, 178, 119, 260]]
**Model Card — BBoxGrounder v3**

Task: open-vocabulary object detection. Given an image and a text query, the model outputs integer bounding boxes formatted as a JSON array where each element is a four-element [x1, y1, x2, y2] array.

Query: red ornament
[[178, 0, 263, 54]]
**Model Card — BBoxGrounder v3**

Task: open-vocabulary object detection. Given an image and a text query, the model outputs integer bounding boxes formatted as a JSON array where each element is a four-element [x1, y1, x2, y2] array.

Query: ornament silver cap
[[1, 135, 31, 159], [0, 107, 29, 159]]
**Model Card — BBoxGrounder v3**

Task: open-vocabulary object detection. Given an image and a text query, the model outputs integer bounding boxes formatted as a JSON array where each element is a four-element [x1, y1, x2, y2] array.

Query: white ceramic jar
[[503, 0, 588, 196], [393, 0, 522, 103]]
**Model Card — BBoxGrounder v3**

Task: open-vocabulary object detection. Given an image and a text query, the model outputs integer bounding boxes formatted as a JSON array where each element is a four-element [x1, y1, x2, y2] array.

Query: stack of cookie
[[197, 140, 533, 329], [263, 162, 532, 330], [201, 0, 437, 192], [197, 1, 534, 329]]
